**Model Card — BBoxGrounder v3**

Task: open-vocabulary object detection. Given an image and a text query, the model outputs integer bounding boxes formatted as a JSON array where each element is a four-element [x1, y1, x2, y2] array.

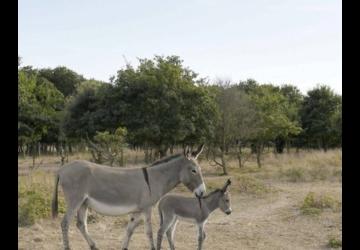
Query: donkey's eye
[[225, 199, 229, 202], [191, 169, 197, 174]]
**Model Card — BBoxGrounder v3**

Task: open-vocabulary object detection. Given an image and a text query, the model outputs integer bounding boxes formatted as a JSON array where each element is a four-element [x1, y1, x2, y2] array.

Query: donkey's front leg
[[144, 207, 156, 250], [121, 212, 142, 250], [197, 223, 205, 250]]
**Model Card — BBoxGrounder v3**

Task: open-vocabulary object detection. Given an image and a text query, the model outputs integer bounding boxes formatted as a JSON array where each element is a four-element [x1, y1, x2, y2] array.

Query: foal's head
[[180, 144, 206, 198], [218, 179, 232, 215]]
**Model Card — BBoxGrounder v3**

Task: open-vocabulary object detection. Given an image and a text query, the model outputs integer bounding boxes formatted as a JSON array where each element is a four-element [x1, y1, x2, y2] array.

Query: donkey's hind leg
[[166, 219, 178, 250], [121, 212, 142, 250], [76, 201, 98, 250], [61, 200, 84, 250]]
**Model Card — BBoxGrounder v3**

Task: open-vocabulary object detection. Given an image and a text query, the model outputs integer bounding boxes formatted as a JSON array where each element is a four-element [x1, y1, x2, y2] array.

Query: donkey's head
[[219, 179, 232, 215], [179, 144, 206, 198]]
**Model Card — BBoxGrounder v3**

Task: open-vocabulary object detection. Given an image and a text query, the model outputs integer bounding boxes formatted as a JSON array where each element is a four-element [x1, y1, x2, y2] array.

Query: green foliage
[[300, 85, 342, 150], [18, 67, 65, 149], [249, 84, 302, 142], [18, 184, 66, 227], [113, 55, 217, 153], [328, 236, 342, 248], [300, 192, 340, 215], [39, 66, 85, 97], [62, 82, 114, 139]]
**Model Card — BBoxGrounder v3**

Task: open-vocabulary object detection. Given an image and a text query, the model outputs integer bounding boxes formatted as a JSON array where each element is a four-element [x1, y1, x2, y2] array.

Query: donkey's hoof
[[90, 246, 99, 250]]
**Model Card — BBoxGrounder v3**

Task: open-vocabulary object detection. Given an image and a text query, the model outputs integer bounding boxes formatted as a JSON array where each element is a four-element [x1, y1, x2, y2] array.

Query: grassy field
[[18, 149, 342, 250]]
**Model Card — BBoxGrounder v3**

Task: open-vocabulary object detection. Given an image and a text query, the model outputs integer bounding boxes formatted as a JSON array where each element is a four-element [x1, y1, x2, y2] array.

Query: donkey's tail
[[52, 173, 60, 219]]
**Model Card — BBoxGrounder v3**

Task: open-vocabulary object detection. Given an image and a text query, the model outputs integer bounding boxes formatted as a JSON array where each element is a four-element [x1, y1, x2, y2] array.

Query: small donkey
[[157, 179, 232, 250]]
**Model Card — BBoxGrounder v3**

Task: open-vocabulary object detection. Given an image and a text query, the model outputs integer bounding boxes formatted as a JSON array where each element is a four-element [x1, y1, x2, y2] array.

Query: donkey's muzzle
[[225, 211, 232, 215], [194, 183, 206, 198]]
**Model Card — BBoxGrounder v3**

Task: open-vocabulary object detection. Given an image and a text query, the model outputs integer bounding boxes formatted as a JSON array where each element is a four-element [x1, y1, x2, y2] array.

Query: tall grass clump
[[300, 192, 341, 215], [18, 172, 66, 227]]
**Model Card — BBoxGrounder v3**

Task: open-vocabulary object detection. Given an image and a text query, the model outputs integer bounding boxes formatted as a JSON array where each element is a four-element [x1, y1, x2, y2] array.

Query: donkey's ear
[[184, 146, 191, 158], [221, 179, 231, 192], [191, 144, 205, 159]]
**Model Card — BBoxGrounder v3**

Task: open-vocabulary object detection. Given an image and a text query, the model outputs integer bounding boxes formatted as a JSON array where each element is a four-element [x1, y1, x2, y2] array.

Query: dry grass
[[18, 148, 342, 249]]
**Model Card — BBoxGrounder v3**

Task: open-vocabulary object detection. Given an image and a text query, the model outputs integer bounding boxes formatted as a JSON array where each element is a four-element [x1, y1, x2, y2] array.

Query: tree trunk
[[144, 148, 150, 164], [286, 140, 290, 154], [256, 142, 262, 168], [170, 145, 174, 154], [221, 149, 228, 175], [237, 145, 243, 168], [119, 149, 124, 166]]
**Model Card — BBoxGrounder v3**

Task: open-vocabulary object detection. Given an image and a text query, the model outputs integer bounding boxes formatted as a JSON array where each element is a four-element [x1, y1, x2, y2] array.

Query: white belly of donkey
[[87, 197, 137, 216]]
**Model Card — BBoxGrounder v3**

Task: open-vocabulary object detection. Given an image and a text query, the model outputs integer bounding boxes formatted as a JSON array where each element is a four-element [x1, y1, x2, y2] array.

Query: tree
[[208, 81, 259, 174], [113, 55, 217, 157], [249, 84, 302, 167], [39, 66, 85, 97], [276, 84, 303, 153], [300, 85, 341, 151], [18, 67, 64, 164], [87, 127, 127, 166], [62, 81, 114, 140]]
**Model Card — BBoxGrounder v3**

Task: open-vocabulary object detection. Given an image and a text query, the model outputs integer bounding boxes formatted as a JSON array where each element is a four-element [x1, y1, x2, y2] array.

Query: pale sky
[[18, 0, 342, 95]]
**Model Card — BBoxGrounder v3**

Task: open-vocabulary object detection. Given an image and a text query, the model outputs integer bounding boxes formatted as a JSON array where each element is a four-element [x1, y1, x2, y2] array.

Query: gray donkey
[[157, 179, 232, 250], [52, 145, 206, 250]]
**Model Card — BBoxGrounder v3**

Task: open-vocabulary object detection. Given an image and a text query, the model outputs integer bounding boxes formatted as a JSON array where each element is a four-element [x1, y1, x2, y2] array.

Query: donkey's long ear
[[221, 179, 231, 192], [184, 145, 191, 158], [192, 144, 205, 160]]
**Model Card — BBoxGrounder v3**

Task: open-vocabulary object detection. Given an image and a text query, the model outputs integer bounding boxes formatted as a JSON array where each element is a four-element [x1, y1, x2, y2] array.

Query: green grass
[[328, 236, 342, 248]]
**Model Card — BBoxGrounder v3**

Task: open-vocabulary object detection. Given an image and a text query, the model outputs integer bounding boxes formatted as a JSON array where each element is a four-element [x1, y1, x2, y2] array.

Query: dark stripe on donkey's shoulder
[[142, 167, 151, 194]]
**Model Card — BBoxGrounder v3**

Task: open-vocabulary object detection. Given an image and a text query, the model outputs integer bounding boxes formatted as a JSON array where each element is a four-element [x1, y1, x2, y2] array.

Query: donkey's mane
[[149, 153, 183, 167]]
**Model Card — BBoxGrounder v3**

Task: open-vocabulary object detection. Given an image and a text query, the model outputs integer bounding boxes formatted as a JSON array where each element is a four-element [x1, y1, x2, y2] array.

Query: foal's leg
[[76, 202, 98, 250], [121, 212, 142, 250], [197, 222, 205, 250], [166, 219, 178, 250], [143, 207, 156, 250], [157, 213, 175, 250]]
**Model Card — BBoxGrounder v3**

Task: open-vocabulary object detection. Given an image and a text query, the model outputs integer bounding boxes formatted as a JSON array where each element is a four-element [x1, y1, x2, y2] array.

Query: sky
[[18, 0, 342, 95]]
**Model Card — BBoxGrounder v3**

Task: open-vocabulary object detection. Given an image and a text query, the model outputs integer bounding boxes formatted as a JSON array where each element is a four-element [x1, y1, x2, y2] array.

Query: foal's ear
[[221, 179, 231, 192], [191, 144, 205, 160]]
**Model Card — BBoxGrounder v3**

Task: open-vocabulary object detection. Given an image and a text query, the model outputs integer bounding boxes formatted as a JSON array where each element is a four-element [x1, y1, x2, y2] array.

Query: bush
[[18, 184, 66, 227], [300, 192, 340, 215], [280, 168, 306, 182], [328, 236, 342, 248], [308, 166, 329, 181], [236, 175, 272, 196]]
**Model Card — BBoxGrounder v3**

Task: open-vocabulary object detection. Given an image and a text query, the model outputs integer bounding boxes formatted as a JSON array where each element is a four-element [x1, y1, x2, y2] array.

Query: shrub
[[300, 192, 340, 215], [280, 168, 306, 182], [308, 166, 329, 181], [18, 184, 66, 227], [236, 175, 272, 196]]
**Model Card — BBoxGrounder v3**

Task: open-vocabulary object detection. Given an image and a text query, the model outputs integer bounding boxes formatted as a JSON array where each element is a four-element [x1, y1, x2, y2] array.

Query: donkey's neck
[[203, 192, 221, 213], [147, 156, 185, 202]]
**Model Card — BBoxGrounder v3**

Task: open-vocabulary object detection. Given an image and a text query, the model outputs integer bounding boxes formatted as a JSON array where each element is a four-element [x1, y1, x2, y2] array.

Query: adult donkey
[[52, 145, 206, 250]]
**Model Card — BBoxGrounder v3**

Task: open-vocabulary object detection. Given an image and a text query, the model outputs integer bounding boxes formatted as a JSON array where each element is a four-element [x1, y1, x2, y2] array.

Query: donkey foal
[[157, 179, 232, 250]]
